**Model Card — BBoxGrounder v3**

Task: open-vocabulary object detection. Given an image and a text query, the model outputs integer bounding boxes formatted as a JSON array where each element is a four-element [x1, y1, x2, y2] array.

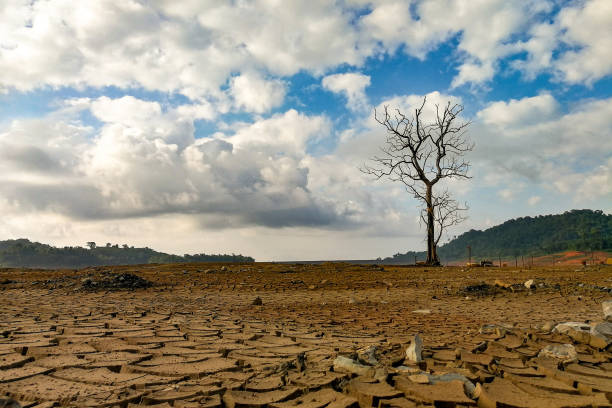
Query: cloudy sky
[[0, 0, 611, 261]]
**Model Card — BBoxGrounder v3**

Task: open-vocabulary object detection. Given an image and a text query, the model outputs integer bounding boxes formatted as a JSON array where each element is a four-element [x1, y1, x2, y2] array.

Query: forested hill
[[0, 239, 254, 268], [384, 209, 611, 264]]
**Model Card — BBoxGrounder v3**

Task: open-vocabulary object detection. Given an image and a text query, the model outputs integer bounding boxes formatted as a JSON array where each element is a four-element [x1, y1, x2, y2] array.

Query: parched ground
[[1, 263, 611, 407]]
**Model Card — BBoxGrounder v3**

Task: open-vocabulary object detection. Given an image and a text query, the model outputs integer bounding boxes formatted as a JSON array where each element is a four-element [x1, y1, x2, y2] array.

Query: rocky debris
[[603, 300, 612, 322], [333, 355, 374, 377], [591, 322, 612, 346], [252, 296, 263, 306], [404, 334, 423, 363], [459, 283, 497, 296], [538, 343, 578, 363], [524, 279, 535, 289], [0, 398, 21, 408], [357, 345, 378, 366], [81, 272, 153, 290]]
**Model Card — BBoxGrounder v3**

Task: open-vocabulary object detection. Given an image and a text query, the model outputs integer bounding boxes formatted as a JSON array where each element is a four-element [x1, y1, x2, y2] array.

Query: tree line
[[384, 209, 611, 264], [0, 239, 254, 268]]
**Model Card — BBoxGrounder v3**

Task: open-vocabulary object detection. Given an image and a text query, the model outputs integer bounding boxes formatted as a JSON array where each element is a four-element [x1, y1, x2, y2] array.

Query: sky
[[0, 0, 611, 261]]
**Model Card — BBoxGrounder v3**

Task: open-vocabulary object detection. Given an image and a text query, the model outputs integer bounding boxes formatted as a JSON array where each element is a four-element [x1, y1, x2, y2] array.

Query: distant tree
[[362, 96, 473, 265], [86, 242, 96, 249]]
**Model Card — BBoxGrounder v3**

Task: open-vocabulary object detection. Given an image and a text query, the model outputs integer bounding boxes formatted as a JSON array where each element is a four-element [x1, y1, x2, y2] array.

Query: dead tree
[[362, 96, 473, 265]]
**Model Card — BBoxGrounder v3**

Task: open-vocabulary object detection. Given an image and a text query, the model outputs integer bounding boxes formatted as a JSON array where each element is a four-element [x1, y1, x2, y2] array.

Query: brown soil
[[0, 263, 611, 407]]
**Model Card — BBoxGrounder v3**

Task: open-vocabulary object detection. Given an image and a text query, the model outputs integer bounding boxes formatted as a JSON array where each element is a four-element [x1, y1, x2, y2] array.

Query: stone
[[252, 296, 263, 306], [411, 309, 431, 314], [405, 334, 423, 363], [524, 279, 535, 289], [332, 355, 374, 377], [602, 300, 612, 322], [590, 322, 612, 347], [0, 398, 21, 408], [553, 321, 591, 335], [357, 345, 378, 365], [540, 321, 555, 332], [537, 344, 578, 363]]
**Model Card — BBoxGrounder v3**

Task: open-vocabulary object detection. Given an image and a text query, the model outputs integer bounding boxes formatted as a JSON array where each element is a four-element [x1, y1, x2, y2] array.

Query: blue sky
[[0, 0, 610, 260]]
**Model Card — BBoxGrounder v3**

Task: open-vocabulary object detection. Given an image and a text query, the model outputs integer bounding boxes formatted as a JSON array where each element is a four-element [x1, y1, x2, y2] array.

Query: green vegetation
[[0, 239, 254, 268], [384, 209, 612, 264]]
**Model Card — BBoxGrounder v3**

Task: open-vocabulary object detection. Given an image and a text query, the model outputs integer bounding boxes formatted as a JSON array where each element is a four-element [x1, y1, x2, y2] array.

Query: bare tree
[[362, 96, 473, 265]]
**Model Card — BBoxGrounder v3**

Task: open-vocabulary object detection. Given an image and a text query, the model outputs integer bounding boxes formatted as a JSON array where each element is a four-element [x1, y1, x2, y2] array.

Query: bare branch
[[362, 96, 473, 265]]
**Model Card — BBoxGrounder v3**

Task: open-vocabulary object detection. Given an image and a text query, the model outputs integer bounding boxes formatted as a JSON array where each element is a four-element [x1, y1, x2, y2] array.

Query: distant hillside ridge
[[384, 209, 611, 264], [0, 239, 254, 269]]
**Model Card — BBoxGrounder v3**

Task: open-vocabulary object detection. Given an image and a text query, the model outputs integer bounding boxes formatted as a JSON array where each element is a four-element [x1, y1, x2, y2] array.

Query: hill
[[0, 239, 254, 269], [383, 209, 612, 264]]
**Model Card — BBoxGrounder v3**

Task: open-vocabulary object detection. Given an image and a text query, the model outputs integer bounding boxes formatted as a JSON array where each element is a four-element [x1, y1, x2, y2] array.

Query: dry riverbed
[[1, 263, 611, 407]]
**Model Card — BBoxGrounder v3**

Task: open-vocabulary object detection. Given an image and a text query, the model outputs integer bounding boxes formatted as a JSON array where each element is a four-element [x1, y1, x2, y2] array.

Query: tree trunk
[[425, 185, 440, 266]]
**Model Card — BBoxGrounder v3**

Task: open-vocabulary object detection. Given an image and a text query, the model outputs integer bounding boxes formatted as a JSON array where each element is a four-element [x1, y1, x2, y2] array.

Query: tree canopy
[[0, 239, 254, 268], [384, 209, 611, 263]]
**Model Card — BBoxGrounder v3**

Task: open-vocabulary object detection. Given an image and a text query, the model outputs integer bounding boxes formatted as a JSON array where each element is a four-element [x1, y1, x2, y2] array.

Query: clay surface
[[1, 263, 611, 407]]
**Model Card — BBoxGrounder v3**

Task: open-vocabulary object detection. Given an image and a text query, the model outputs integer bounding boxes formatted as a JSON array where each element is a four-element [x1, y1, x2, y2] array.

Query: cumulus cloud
[[555, 0, 612, 85], [1, 0, 610, 99], [0, 99, 347, 228], [0, 0, 363, 97], [473, 94, 612, 201], [478, 93, 559, 128], [322, 72, 371, 111], [229, 72, 286, 114]]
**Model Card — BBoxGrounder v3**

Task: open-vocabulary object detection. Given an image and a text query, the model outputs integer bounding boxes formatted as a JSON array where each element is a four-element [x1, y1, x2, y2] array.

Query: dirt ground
[[1, 263, 611, 407]]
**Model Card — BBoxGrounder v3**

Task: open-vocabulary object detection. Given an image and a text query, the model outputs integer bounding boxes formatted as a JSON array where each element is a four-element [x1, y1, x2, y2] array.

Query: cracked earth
[[1, 263, 611, 407]]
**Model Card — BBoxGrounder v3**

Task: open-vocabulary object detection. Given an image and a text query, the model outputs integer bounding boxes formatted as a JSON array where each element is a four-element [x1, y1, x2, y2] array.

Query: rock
[[602, 300, 612, 322], [252, 296, 263, 306], [348, 296, 357, 305], [494, 279, 512, 289], [220, 266, 228, 272], [412, 309, 431, 314], [552, 322, 591, 335], [537, 343, 577, 363], [524, 279, 535, 289], [333, 355, 374, 377], [540, 321, 555, 332], [405, 334, 423, 363], [590, 322, 612, 347], [0, 399, 21, 408], [357, 345, 378, 365]]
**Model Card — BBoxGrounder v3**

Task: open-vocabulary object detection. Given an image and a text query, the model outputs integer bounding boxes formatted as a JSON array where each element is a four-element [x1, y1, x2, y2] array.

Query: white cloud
[[0, 0, 363, 97], [0, 0, 610, 97], [229, 72, 286, 114], [472, 95, 612, 203], [527, 196, 541, 206], [555, 0, 612, 85], [478, 93, 559, 128], [0, 98, 348, 229], [322, 72, 371, 111], [359, 0, 551, 87]]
